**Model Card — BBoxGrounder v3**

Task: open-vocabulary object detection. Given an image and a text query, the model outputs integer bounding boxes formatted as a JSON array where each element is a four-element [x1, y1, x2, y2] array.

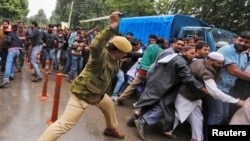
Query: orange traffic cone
[[39, 60, 50, 100], [48, 73, 63, 125]]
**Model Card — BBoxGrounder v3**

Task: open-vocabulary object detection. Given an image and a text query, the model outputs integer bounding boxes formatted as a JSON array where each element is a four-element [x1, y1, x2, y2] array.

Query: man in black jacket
[[0, 25, 23, 88], [26, 21, 43, 82]]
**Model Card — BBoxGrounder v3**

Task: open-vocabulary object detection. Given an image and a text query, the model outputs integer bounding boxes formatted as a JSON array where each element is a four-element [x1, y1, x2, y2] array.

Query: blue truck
[[118, 14, 237, 51]]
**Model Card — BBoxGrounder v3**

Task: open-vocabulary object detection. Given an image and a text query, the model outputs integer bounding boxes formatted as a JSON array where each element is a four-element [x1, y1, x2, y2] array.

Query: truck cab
[[178, 26, 237, 51]]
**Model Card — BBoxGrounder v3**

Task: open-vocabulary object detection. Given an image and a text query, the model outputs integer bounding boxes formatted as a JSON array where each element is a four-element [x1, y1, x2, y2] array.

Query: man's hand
[[110, 11, 121, 29], [201, 87, 209, 94], [236, 99, 245, 107], [19, 37, 26, 40]]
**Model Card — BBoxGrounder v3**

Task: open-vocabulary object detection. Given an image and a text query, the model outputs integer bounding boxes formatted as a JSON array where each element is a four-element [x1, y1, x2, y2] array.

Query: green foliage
[[104, 0, 157, 16], [50, 10, 60, 24], [29, 9, 48, 27], [1, 0, 248, 32], [168, 0, 250, 33], [154, 0, 170, 15], [0, 0, 29, 21], [53, 0, 158, 28], [54, 0, 71, 21]]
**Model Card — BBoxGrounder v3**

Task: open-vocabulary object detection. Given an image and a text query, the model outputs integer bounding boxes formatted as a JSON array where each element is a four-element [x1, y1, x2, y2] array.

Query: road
[[0, 61, 191, 141]]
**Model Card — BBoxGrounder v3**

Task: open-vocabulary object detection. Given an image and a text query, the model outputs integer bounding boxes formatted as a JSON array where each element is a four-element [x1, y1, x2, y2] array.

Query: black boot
[[0, 81, 9, 88], [127, 113, 139, 127]]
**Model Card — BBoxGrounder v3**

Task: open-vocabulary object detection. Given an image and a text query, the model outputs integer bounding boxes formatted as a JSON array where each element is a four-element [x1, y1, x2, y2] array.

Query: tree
[[52, 0, 249, 32], [154, 0, 171, 15], [29, 9, 48, 27], [0, 0, 29, 21], [54, 0, 72, 22], [50, 10, 61, 24], [168, 0, 250, 32], [103, 0, 157, 16]]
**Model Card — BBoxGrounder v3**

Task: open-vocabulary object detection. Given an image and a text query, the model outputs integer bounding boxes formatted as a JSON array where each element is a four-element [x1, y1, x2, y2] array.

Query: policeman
[[38, 11, 132, 141]]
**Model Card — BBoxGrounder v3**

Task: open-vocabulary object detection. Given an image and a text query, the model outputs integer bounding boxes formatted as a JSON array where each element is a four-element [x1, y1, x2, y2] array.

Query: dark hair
[[74, 27, 80, 31], [31, 21, 38, 27], [187, 37, 195, 42], [116, 32, 123, 36], [48, 24, 54, 28], [2, 19, 10, 24], [106, 42, 118, 51], [131, 39, 139, 46], [195, 41, 209, 51], [156, 37, 166, 44], [126, 32, 133, 36], [238, 31, 250, 40], [181, 46, 195, 52], [149, 34, 157, 39], [18, 21, 24, 24], [175, 38, 184, 43], [170, 38, 176, 43], [12, 24, 18, 32], [194, 37, 204, 42]]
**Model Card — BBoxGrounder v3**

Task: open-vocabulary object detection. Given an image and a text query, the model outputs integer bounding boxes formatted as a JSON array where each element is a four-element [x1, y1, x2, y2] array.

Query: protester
[[15, 21, 28, 72], [174, 52, 244, 141], [131, 46, 207, 140], [26, 21, 43, 82], [0, 25, 23, 88], [0, 19, 9, 75], [117, 37, 167, 105], [208, 31, 250, 125]]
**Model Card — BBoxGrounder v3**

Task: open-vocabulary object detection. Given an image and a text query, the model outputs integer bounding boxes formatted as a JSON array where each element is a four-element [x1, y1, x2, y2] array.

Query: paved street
[[0, 61, 190, 141]]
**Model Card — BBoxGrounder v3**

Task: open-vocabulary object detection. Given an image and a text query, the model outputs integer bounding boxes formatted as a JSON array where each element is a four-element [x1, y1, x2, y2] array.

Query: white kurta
[[175, 94, 202, 123], [174, 79, 240, 141]]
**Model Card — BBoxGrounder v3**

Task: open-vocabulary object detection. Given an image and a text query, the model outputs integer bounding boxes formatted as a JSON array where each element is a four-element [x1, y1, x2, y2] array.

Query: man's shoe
[[111, 96, 118, 102], [135, 119, 146, 140], [117, 99, 124, 105], [9, 76, 14, 80], [127, 113, 139, 127], [163, 131, 178, 139], [31, 77, 42, 82], [127, 118, 136, 127], [31, 73, 37, 77], [103, 128, 125, 139], [0, 81, 9, 88]]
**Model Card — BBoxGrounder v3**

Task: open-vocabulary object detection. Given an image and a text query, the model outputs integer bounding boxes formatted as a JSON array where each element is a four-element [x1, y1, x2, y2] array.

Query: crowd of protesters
[[0, 19, 98, 86], [0, 13, 250, 141]]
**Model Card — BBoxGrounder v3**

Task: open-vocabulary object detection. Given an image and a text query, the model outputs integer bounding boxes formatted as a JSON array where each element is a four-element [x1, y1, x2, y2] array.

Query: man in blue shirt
[[206, 31, 250, 125]]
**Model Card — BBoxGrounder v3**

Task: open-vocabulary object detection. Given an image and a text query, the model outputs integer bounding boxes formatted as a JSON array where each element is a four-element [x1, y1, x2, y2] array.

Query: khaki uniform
[[38, 26, 122, 141], [71, 26, 121, 104]]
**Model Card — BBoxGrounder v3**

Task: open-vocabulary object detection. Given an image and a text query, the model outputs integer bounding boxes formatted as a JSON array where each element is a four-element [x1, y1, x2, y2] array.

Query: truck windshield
[[182, 30, 204, 39], [212, 28, 237, 47]]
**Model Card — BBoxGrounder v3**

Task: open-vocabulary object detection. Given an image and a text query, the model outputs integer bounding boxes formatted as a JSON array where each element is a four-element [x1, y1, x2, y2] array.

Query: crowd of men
[[0, 19, 98, 87], [0, 12, 250, 141]]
